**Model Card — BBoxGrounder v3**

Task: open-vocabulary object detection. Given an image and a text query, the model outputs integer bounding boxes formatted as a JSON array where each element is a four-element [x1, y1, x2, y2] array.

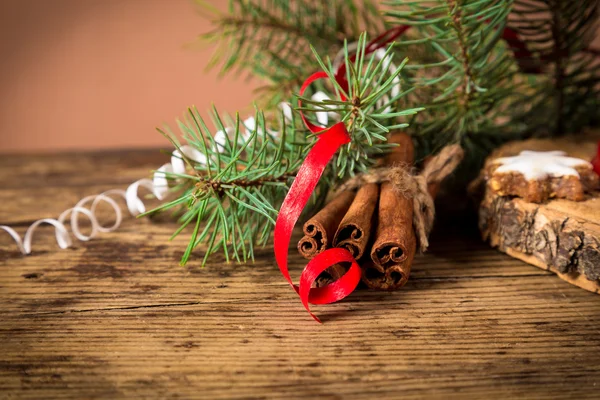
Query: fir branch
[[150, 107, 308, 265], [297, 34, 422, 177], [197, 0, 384, 107], [385, 0, 523, 161], [447, 0, 475, 110], [152, 36, 421, 265], [509, 0, 600, 134]]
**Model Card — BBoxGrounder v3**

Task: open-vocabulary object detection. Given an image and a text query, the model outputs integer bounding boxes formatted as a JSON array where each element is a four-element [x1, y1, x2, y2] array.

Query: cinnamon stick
[[297, 190, 356, 259], [333, 183, 379, 259], [363, 132, 417, 290], [313, 263, 347, 288], [365, 181, 417, 290], [384, 132, 415, 167]]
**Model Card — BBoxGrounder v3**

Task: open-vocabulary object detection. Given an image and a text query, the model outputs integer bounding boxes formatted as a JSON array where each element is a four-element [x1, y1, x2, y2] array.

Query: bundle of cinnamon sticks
[[298, 133, 447, 291]]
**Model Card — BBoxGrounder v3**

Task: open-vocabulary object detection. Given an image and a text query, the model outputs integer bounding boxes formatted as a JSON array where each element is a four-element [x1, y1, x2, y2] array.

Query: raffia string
[[336, 144, 464, 252]]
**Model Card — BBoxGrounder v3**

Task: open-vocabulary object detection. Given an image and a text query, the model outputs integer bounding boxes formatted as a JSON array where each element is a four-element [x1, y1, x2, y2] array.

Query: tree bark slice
[[479, 193, 600, 293], [476, 136, 600, 294]]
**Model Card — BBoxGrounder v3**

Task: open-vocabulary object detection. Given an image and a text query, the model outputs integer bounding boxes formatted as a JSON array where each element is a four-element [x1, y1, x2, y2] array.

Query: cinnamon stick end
[[313, 264, 348, 288], [362, 262, 410, 291], [334, 224, 365, 259], [297, 190, 355, 259], [371, 242, 408, 266], [297, 236, 320, 260]]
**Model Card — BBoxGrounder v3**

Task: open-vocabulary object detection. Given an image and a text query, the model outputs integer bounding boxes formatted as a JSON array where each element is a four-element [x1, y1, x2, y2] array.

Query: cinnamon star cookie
[[486, 150, 599, 203]]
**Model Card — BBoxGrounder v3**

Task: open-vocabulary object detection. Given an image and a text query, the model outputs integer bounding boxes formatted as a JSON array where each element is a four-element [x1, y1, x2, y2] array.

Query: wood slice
[[475, 134, 600, 294]]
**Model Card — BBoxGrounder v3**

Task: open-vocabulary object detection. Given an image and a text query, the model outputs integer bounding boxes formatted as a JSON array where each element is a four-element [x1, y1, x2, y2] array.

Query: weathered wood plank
[[1, 270, 599, 400], [0, 150, 169, 226], [0, 150, 167, 188], [0, 222, 553, 315], [1, 149, 599, 399]]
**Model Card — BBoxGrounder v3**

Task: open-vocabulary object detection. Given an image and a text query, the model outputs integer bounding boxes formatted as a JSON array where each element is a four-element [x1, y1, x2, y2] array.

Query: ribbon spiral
[[0, 145, 207, 255], [0, 102, 329, 257]]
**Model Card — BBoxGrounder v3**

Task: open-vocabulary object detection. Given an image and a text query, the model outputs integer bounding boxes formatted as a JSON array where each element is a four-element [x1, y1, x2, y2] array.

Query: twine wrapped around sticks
[[336, 144, 464, 251]]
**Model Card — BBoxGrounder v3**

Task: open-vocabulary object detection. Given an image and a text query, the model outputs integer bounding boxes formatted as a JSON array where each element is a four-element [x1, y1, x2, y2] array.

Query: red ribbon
[[274, 72, 362, 322], [273, 28, 414, 322], [298, 71, 333, 132], [592, 141, 600, 176]]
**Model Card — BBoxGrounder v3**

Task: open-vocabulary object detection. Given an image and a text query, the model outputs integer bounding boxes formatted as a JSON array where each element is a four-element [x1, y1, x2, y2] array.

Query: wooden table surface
[[1, 150, 599, 399]]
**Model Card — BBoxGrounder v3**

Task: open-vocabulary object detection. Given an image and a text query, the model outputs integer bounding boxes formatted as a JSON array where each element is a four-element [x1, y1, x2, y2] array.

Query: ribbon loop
[[273, 122, 360, 321], [274, 52, 386, 320], [273, 30, 413, 321]]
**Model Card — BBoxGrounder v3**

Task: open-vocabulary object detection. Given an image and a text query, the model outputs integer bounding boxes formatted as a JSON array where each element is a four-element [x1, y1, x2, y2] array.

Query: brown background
[[0, 0, 257, 153], [1, 1, 598, 153]]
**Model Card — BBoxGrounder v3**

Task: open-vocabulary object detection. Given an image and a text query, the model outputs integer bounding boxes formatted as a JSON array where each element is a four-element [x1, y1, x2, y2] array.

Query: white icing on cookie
[[492, 150, 591, 180]]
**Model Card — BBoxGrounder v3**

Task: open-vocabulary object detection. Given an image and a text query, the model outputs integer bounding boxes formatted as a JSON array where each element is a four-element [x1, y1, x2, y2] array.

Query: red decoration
[[334, 26, 410, 95], [592, 141, 600, 176], [274, 72, 362, 322], [275, 31, 412, 321], [502, 26, 542, 74]]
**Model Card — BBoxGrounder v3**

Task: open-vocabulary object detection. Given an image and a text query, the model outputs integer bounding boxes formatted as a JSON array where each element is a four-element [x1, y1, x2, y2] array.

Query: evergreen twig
[[386, 0, 522, 161], [153, 37, 419, 265], [197, 0, 384, 107], [509, 0, 600, 134]]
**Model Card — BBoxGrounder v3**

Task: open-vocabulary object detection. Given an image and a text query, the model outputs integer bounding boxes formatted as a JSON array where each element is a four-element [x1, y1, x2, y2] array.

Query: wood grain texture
[[476, 137, 600, 294], [1, 150, 600, 399]]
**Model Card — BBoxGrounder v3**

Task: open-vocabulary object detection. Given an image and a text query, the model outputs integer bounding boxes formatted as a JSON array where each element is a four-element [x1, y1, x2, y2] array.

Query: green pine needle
[[148, 35, 421, 265]]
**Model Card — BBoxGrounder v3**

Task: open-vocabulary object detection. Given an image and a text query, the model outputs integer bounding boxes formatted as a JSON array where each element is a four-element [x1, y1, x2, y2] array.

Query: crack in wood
[[19, 301, 205, 317]]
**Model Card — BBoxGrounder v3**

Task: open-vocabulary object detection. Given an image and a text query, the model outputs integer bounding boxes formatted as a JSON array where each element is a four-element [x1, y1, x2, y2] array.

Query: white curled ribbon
[[279, 91, 338, 128], [0, 115, 264, 255], [1, 181, 153, 255], [277, 44, 401, 129]]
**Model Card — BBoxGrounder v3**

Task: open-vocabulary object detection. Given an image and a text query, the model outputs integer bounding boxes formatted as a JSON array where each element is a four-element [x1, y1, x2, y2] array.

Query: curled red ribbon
[[592, 140, 600, 176], [334, 26, 410, 95], [274, 71, 362, 322], [274, 29, 413, 322]]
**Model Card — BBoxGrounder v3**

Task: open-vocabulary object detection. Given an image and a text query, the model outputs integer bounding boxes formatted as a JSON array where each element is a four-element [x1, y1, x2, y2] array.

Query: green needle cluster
[[150, 37, 418, 265]]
